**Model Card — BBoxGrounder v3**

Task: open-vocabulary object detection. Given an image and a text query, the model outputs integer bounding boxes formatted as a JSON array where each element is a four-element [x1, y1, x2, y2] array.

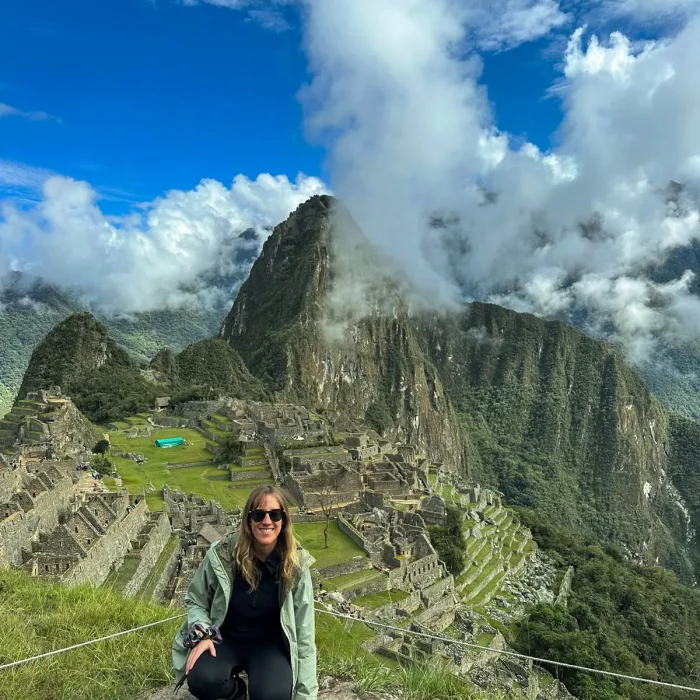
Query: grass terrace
[[104, 424, 273, 509], [102, 555, 140, 593], [138, 535, 180, 601], [324, 568, 387, 592], [354, 588, 410, 609], [211, 413, 232, 424], [294, 521, 366, 568]]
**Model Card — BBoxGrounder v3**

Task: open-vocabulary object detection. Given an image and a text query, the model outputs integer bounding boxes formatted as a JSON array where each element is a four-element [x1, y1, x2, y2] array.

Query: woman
[[172, 485, 317, 700]]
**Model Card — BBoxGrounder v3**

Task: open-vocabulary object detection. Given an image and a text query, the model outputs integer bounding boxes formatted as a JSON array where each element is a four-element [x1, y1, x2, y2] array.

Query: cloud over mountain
[[299, 0, 700, 361], [0, 172, 326, 312]]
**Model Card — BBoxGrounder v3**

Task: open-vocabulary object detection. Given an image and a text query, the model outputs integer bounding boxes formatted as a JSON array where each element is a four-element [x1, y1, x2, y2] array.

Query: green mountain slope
[[0, 275, 225, 417], [150, 338, 268, 401], [221, 195, 700, 580], [18, 313, 165, 423], [16, 314, 264, 423]]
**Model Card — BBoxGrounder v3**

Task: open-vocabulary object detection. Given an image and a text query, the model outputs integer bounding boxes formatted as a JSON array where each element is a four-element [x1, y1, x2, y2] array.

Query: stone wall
[[344, 572, 389, 599], [0, 472, 75, 566], [230, 469, 269, 482], [292, 513, 328, 524], [152, 415, 192, 428], [62, 498, 148, 586], [166, 460, 215, 469], [123, 512, 172, 597], [415, 593, 456, 630], [172, 401, 223, 421], [0, 467, 21, 501], [369, 589, 422, 619], [420, 575, 454, 604], [388, 551, 441, 589], [337, 513, 369, 553], [318, 557, 369, 579]]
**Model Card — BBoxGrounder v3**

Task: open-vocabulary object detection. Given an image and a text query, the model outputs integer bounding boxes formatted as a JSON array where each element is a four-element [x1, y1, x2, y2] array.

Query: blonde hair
[[234, 484, 298, 591]]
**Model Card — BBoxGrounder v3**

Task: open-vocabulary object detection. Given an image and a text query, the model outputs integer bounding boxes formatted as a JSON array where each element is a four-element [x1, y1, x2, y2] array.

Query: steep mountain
[[17, 314, 264, 423], [0, 273, 226, 417], [18, 313, 165, 423], [149, 338, 267, 401], [222, 195, 700, 580], [221, 194, 464, 462]]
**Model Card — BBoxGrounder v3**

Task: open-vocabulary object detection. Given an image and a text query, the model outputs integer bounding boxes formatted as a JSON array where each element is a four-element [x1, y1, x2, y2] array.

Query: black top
[[221, 549, 283, 641]]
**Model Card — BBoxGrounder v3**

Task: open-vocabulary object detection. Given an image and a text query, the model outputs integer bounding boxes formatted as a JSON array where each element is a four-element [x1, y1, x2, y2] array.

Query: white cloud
[[0, 103, 61, 123], [0, 160, 56, 190], [181, 0, 293, 30], [464, 0, 569, 50], [298, 0, 700, 361], [598, 0, 700, 23], [0, 172, 328, 313]]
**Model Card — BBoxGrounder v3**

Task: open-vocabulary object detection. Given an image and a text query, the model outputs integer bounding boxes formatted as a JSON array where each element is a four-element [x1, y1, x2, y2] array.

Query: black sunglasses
[[249, 508, 285, 523]]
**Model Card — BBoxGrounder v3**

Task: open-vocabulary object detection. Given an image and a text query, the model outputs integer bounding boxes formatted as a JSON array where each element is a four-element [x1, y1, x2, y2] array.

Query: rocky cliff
[[221, 195, 699, 580]]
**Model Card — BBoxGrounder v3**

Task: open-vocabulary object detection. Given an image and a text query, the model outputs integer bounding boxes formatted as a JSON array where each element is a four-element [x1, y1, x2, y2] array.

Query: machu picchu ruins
[[1, 387, 572, 698]]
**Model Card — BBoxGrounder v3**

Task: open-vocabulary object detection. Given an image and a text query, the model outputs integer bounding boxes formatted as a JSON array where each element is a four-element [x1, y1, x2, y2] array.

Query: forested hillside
[[0, 275, 224, 417], [221, 195, 700, 582]]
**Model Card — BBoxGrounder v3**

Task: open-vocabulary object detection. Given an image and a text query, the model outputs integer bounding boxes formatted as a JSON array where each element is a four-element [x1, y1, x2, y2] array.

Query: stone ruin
[[0, 393, 562, 695], [0, 388, 98, 459]]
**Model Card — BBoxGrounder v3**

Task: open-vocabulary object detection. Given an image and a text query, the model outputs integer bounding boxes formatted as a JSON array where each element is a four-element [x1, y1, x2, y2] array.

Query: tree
[[308, 468, 344, 548], [90, 453, 113, 476], [217, 435, 241, 465], [92, 439, 110, 454], [428, 506, 466, 576]]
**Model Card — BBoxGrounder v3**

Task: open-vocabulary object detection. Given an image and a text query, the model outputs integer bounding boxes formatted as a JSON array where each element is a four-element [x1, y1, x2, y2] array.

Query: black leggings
[[186, 636, 293, 700]]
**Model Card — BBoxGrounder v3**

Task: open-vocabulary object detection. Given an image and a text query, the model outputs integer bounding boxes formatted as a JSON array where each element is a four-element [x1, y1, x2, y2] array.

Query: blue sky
[[3, 0, 700, 360], [0, 0, 326, 206], [0, 0, 570, 209]]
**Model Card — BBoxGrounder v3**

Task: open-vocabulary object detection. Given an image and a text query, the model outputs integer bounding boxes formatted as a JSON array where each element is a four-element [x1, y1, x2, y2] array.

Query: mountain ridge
[[221, 195, 700, 581]]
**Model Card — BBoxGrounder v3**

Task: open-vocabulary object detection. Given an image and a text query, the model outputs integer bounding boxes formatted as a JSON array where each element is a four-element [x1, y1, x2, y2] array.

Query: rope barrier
[[0, 613, 186, 671], [2, 606, 700, 695], [317, 609, 700, 694]]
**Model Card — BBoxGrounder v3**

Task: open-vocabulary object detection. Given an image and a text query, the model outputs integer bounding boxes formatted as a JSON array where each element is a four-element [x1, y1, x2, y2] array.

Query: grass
[[294, 521, 367, 568], [1, 568, 509, 700], [475, 632, 496, 648], [201, 422, 230, 438], [354, 588, 410, 609], [0, 568, 182, 700], [212, 414, 232, 424], [107, 422, 274, 510], [109, 425, 212, 464], [324, 568, 386, 592], [103, 555, 141, 593]]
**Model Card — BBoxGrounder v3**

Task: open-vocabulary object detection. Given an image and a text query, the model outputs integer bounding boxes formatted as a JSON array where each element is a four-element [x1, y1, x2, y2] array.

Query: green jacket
[[172, 533, 318, 700]]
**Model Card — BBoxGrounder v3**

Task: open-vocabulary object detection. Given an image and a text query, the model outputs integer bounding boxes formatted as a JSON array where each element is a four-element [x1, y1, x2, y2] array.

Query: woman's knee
[[247, 665, 292, 700], [186, 656, 233, 700], [247, 683, 292, 700]]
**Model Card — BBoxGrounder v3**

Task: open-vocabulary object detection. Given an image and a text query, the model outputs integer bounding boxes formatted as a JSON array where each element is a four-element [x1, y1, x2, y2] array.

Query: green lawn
[[294, 521, 366, 568], [110, 427, 212, 465], [112, 460, 267, 511], [108, 426, 268, 510], [354, 588, 409, 609], [324, 569, 387, 592]]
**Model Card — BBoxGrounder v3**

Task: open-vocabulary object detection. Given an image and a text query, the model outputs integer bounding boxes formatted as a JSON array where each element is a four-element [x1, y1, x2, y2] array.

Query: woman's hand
[[185, 639, 217, 675]]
